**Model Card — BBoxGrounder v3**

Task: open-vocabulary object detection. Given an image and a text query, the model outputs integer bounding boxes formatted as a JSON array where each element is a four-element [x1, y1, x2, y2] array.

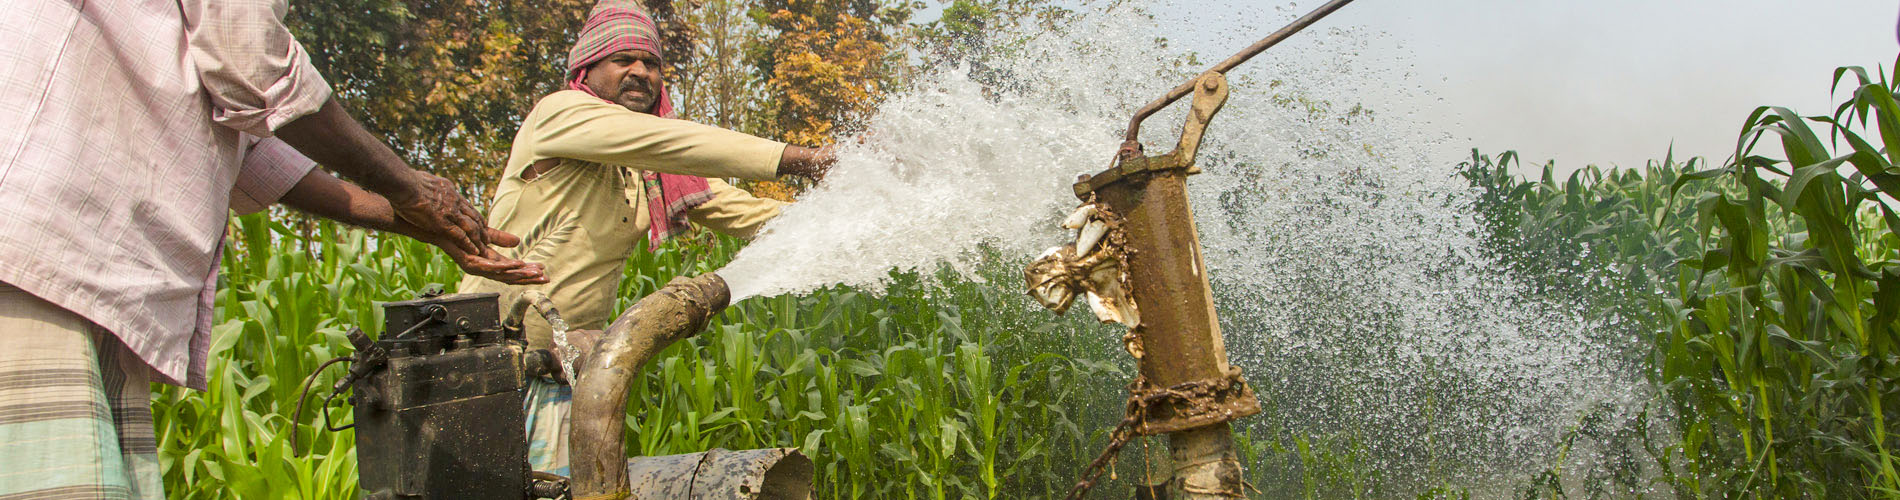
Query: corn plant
[[1649, 58, 1900, 498], [153, 212, 1129, 499], [1459, 58, 1900, 499]]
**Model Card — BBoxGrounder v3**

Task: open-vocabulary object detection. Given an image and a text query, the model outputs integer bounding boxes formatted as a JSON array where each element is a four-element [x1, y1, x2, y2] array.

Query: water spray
[[1024, 1, 1356, 498]]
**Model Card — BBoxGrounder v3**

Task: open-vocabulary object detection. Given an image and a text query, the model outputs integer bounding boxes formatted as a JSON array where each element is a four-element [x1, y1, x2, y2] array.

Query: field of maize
[[150, 61, 1900, 498]]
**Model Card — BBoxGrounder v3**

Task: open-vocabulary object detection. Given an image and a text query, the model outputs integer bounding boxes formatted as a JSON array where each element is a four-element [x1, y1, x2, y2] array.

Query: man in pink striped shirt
[[0, 0, 546, 496]]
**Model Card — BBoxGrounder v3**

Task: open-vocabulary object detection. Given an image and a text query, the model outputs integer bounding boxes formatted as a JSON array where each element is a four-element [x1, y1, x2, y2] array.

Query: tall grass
[[1457, 59, 1900, 499], [152, 212, 1134, 499], [1648, 61, 1900, 498], [1456, 150, 1715, 500], [152, 215, 462, 498]]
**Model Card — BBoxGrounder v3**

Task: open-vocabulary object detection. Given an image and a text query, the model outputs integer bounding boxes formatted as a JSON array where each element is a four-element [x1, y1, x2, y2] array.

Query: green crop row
[[1650, 61, 1900, 498], [151, 209, 1149, 499], [1457, 60, 1900, 499]]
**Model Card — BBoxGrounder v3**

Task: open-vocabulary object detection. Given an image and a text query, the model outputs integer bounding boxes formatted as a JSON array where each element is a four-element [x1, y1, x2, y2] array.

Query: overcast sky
[[1134, 0, 1900, 171]]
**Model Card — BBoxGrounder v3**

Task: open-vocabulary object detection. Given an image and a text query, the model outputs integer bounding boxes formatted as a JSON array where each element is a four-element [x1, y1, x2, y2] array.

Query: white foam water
[[714, 2, 1654, 496], [715, 7, 1177, 301]]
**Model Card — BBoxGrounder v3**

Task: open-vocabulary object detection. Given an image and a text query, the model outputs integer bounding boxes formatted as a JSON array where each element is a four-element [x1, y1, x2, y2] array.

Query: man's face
[[582, 49, 664, 114]]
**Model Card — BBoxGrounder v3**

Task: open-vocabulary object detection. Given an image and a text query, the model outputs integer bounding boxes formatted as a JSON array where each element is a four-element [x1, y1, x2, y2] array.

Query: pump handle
[[1122, 0, 1355, 142]]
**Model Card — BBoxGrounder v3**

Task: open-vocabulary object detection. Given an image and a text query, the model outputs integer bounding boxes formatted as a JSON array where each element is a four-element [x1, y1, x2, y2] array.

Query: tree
[[673, 0, 772, 135], [747, 0, 917, 147], [286, 0, 700, 204]]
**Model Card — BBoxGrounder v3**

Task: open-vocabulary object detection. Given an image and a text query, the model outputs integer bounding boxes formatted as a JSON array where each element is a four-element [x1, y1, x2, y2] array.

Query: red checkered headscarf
[[566, 0, 710, 248]]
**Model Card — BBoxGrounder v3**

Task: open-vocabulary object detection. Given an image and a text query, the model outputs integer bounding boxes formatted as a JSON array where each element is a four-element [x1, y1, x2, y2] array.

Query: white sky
[[917, 1, 1900, 171], [1149, 0, 1900, 171]]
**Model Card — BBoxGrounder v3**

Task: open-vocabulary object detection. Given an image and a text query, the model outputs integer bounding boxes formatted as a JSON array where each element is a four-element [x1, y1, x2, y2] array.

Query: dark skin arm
[[274, 98, 491, 256], [275, 168, 548, 285], [777, 144, 837, 180]]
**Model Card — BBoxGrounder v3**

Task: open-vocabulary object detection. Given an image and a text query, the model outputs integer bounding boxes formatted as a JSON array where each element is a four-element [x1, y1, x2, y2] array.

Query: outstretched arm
[[275, 99, 495, 256], [687, 179, 787, 239], [183, 0, 514, 279]]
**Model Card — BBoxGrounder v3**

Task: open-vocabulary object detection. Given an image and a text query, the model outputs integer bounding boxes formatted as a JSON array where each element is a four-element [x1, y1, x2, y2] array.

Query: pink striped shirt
[[0, 0, 330, 388]]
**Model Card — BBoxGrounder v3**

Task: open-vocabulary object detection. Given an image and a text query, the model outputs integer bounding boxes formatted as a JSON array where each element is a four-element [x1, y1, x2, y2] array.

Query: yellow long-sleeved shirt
[[458, 90, 787, 349]]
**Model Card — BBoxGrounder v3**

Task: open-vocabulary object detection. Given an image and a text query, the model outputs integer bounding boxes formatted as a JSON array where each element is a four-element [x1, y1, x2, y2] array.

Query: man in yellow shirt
[[457, 0, 832, 474]]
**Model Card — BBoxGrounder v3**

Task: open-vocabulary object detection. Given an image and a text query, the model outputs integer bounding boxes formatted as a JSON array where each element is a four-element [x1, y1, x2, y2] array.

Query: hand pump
[[1025, 1, 1356, 498]]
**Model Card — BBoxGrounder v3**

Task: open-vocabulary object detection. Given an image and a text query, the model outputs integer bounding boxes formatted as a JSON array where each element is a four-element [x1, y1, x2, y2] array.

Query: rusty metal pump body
[[350, 292, 548, 500], [1033, 1, 1359, 497], [1075, 73, 1262, 434]]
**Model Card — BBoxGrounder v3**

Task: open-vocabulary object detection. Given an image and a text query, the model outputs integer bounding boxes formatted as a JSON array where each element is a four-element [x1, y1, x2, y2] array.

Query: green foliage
[[909, 0, 1073, 93], [1456, 59, 1900, 498], [1459, 149, 1712, 302], [674, 0, 776, 135], [609, 233, 1131, 499], [286, 0, 593, 203], [154, 215, 461, 498], [1648, 59, 1900, 498], [747, 0, 918, 145], [1438, 152, 1715, 499], [153, 216, 1129, 499], [912, 0, 1067, 63]]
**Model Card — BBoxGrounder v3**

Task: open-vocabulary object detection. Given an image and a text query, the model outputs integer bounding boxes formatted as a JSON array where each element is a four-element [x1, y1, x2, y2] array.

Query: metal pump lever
[[1075, 72, 1230, 197], [1119, 0, 1356, 143]]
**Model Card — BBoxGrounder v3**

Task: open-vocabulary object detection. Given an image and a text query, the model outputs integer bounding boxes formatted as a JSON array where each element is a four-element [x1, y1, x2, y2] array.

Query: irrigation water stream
[[715, 2, 1651, 497]]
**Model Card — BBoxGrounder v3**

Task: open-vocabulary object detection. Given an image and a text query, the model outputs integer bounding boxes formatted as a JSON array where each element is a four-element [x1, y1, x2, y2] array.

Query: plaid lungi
[[523, 376, 573, 476], [0, 283, 163, 499]]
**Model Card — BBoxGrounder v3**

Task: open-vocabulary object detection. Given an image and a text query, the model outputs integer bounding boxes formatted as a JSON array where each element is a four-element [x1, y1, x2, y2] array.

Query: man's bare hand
[[276, 99, 521, 273], [371, 171, 540, 284], [776, 144, 836, 180], [431, 227, 548, 285], [387, 170, 490, 255]]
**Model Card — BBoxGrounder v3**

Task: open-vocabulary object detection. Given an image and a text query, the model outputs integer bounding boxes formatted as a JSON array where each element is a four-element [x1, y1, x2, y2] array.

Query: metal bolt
[[1201, 77, 1220, 91]]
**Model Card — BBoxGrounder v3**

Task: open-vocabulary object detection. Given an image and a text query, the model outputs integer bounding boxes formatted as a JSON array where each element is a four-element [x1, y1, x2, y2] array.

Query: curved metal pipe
[[504, 290, 567, 332], [507, 290, 579, 378], [568, 273, 731, 500]]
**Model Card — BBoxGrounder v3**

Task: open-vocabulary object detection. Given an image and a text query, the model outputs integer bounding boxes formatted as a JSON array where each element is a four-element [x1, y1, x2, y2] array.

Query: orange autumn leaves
[[756, 3, 892, 147], [742, 0, 908, 200]]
